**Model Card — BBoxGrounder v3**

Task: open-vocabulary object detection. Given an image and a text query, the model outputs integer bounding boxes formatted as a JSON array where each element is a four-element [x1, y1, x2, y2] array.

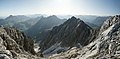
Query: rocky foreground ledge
[[0, 27, 43, 59]]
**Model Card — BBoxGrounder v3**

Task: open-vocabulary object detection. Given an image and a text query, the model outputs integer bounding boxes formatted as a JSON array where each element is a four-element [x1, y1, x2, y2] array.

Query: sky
[[0, 0, 120, 16]]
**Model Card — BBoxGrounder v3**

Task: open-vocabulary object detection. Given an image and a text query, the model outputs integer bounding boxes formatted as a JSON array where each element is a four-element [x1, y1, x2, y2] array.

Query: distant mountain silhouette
[[92, 16, 109, 27], [25, 15, 66, 40], [13, 17, 42, 31], [5, 15, 30, 23]]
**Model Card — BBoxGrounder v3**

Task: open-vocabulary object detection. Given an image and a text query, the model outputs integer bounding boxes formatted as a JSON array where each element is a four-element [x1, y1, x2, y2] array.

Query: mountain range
[[25, 15, 67, 40], [1, 14, 119, 59]]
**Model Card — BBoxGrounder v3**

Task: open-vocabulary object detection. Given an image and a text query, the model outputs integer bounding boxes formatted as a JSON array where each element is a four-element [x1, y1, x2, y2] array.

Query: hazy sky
[[0, 0, 120, 16]]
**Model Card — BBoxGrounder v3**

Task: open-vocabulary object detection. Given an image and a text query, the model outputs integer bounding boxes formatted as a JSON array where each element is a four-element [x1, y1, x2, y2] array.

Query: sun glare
[[39, 0, 78, 15]]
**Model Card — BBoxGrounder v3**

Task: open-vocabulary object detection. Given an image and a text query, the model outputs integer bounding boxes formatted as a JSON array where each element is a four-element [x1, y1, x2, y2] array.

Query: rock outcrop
[[0, 27, 41, 59], [39, 16, 96, 56], [49, 15, 120, 59]]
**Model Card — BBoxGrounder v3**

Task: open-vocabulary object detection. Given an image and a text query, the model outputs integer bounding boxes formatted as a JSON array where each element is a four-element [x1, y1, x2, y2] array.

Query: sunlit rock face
[[49, 15, 120, 59], [39, 16, 96, 56], [0, 27, 41, 59]]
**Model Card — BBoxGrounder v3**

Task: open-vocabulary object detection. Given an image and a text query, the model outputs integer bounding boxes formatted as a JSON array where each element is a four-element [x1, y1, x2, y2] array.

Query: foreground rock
[[49, 15, 120, 59], [0, 27, 42, 59]]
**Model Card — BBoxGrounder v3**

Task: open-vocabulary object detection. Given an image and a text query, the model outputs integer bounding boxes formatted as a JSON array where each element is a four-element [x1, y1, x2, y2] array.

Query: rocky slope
[[39, 16, 96, 56], [49, 15, 120, 59], [0, 27, 42, 59]]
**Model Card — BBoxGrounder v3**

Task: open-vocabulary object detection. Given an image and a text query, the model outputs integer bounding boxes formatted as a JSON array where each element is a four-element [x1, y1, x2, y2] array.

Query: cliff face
[[0, 27, 41, 59], [39, 16, 96, 55], [49, 15, 120, 59]]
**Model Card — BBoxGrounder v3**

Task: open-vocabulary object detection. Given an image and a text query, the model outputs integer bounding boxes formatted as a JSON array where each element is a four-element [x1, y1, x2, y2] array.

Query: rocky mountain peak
[[5, 15, 13, 20], [63, 16, 85, 28], [70, 16, 77, 19], [67, 16, 81, 22], [47, 15, 59, 20], [39, 16, 96, 56], [49, 15, 120, 59], [9, 15, 13, 17], [5, 15, 30, 24]]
